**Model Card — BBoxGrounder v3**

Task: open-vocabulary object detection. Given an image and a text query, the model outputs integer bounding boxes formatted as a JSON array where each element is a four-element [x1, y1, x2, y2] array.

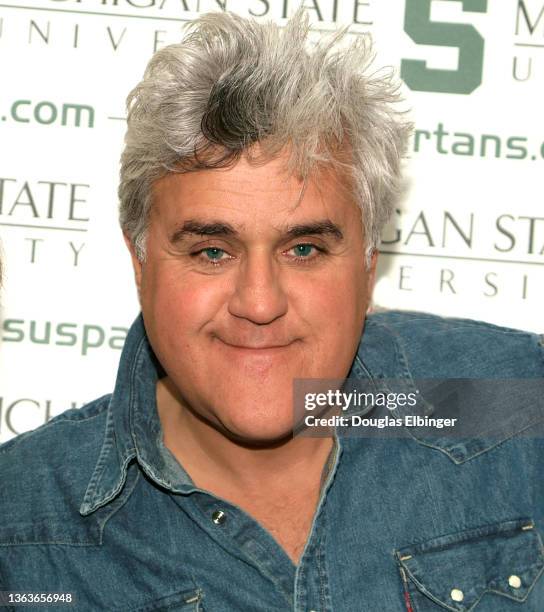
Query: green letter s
[[401, 0, 488, 94]]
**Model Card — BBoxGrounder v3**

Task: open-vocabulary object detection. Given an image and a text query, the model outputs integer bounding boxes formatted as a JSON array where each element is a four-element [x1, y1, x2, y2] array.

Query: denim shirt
[[1, 310, 543, 611]]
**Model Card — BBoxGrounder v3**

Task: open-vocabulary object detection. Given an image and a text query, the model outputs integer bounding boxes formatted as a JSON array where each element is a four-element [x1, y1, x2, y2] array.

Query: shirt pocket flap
[[396, 519, 544, 611]]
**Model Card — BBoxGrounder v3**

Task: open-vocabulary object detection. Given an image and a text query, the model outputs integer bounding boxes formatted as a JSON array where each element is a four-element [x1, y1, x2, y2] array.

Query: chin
[[224, 426, 295, 447], [212, 397, 297, 446]]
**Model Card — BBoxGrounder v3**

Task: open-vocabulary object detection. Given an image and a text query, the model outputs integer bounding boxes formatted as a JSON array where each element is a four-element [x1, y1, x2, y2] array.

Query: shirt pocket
[[125, 588, 204, 611], [395, 518, 544, 611]]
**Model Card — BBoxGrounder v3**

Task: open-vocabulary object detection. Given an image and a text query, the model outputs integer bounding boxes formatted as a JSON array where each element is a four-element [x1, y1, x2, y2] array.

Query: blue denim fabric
[[1, 311, 543, 611]]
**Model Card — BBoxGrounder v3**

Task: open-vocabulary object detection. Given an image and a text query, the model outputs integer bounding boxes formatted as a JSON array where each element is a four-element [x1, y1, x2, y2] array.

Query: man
[[1, 9, 543, 612]]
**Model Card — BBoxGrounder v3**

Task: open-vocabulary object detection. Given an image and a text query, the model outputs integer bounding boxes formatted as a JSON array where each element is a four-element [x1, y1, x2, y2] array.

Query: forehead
[[151, 151, 358, 229]]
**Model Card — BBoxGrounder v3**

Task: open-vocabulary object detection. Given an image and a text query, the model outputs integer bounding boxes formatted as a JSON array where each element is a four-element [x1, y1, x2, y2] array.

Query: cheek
[[291, 265, 367, 327], [141, 266, 229, 341], [288, 266, 368, 369]]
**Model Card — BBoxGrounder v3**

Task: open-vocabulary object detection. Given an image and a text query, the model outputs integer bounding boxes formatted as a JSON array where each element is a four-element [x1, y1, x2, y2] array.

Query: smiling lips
[[214, 336, 297, 351]]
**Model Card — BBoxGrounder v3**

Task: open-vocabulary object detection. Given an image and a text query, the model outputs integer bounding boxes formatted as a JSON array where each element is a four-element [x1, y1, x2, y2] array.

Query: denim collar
[[79, 314, 198, 516], [79, 312, 413, 516]]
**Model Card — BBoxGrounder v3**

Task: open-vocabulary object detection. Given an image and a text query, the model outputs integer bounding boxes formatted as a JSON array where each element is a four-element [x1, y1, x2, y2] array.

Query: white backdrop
[[0, 0, 542, 441]]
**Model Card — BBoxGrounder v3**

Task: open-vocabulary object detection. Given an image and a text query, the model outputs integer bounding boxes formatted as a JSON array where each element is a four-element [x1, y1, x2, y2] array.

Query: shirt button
[[508, 575, 522, 589], [211, 510, 227, 525], [450, 588, 464, 602]]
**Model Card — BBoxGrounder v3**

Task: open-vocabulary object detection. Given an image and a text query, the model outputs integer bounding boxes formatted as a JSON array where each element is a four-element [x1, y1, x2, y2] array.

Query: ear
[[123, 233, 143, 295], [364, 248, 379, 313]]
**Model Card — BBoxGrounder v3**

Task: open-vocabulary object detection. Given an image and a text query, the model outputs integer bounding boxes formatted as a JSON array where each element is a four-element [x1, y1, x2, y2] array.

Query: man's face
[[127, 148, 377, 444]]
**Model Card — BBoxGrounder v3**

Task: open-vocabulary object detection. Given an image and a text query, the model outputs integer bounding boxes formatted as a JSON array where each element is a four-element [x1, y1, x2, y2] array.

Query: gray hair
[[119, 9, 412, 263]]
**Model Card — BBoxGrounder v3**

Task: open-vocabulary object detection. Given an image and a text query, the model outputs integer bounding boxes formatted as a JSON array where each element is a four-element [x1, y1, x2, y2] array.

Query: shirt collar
[[348, 314, 434, 418], [79, 314, 195, 516]]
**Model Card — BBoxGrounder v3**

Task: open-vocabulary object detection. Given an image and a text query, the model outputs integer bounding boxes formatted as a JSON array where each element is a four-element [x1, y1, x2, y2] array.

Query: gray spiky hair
[[118, 9, 412, 263]]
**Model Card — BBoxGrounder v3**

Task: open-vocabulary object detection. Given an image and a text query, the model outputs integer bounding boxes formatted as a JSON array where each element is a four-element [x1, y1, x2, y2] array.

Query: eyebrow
[[170, 218, 344, 243], [170, 220, 237, 243], [284, 220, 344, 241]]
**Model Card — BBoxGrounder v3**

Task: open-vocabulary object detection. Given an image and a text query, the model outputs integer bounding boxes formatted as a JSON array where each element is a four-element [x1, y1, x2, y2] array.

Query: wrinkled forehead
[[151, 143, 357, 216]]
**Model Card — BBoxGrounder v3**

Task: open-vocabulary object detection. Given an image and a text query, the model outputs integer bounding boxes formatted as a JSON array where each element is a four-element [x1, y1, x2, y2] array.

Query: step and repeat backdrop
[[0, 0, 542, 441]]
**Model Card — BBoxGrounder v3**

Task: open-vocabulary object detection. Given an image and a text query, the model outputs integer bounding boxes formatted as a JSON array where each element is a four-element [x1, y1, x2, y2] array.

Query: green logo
[[8, 100, 94, 127], [2, 319, 127, 356], [401, 0, 488, 94]]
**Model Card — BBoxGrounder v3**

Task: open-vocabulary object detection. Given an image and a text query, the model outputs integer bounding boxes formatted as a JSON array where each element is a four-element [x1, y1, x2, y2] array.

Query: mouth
[[214, 337, 297, 353]]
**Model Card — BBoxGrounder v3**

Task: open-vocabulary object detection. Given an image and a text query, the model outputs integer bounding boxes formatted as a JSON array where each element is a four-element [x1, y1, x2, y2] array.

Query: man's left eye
[[288, 244, 320, 258], [203, 247, 226, 261]]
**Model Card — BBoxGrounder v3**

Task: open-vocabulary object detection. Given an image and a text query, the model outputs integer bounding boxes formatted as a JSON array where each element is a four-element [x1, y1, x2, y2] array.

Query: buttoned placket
[[161, 432, 342, 612]]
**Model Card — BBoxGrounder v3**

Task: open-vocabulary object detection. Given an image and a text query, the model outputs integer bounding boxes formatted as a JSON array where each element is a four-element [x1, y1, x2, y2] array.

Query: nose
[[227, 251, 288, 325]]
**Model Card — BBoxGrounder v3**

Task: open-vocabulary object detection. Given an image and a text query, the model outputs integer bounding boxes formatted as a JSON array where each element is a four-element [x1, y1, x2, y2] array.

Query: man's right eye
[[191, 247, 233, 266]]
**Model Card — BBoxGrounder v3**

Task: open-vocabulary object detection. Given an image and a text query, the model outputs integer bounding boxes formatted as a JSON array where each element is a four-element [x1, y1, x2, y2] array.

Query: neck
[[156, 377, 334, 494]]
